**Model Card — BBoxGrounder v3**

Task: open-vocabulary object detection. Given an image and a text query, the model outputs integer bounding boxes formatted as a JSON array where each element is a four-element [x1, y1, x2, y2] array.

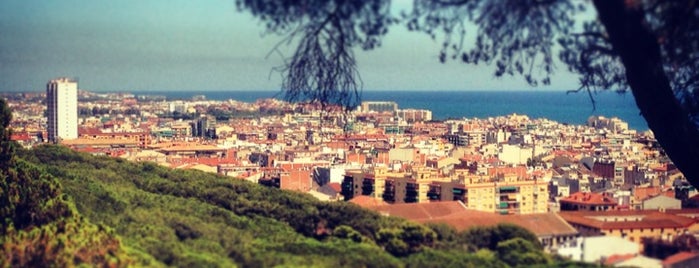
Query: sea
[[131, 90, 648, 131]]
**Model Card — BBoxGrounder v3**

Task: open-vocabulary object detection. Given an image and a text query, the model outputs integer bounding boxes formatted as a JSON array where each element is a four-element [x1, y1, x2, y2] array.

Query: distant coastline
[[124, 90, 648, 131]]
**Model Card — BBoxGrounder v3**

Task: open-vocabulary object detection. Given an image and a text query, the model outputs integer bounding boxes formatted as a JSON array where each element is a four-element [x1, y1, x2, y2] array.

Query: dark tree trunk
[[593, 0, 699, 185]]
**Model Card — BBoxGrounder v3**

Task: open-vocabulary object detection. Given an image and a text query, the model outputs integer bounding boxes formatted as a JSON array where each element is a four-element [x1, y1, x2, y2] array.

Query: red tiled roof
[[327, 182, 341, 193], [634, 186, 661, 200], [459, 154, 483, 162], [78, 127, 103, 135], [662, 251, 698, 266], [370, 201, 469, 220], [10, 132, 31, 141], [167, 157, 238, 166], [61, 138, 139, 146], [348, 196, 388, 207], [604, 253, 636, 266], [665, 208, 699, 219], [159, 145, 224, 152], [363, 201, 577, 237], [559, 210, 697, 230], [560, 192, 618, 206], [487, 166, 527, 178], [428, 212, 579, 237]]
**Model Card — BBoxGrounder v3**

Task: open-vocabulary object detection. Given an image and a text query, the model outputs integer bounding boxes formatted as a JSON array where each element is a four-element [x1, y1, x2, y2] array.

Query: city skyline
[[0, 0, 580, 93]]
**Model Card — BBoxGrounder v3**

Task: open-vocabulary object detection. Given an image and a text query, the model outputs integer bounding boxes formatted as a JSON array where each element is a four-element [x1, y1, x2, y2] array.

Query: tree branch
[[593, 0, 699, 184]]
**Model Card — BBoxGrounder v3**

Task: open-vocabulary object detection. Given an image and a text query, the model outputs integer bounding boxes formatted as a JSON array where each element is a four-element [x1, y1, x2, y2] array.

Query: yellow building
[[341, 167, 411, 202], [460, 180, 548, 214], [343, 165, 548, 213], [343, 166, 450, 203]]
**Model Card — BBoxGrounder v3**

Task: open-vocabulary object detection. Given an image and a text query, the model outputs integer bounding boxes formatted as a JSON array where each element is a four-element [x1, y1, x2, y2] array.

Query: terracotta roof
[[10, 132, 32, 141], [427, 212, 579, 237], [362, 201, 577, 237], [158, 145, 225, 152], [665, 208, 699, 219], [369, 201, 469, 220], [166, 157, 238, 166], [487, 166, 528, 178], [78, 127, 103, 135], [348, 196, 388, 207], [662, 251, 698, 266], [560, 192, 618, 206], [459, 154, 483, 162], [559, 210, 697, 230], [603, 253, 636, 266], [61, 138, 139, 146], [634, 186, 666, 201], [327, 182, 341, 193], [484, 157, 500, 164]]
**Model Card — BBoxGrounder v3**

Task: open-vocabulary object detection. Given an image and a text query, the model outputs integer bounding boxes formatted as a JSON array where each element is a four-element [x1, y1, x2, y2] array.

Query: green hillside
[[0, 98, 592, 268]]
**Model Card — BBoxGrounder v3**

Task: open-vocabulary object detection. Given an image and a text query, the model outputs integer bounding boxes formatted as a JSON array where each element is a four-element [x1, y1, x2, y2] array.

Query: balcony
[[452, 188, 467, 195], [427, 192, 441, 200], [500, 196, 518, 203], [498, 186, 519, 194]]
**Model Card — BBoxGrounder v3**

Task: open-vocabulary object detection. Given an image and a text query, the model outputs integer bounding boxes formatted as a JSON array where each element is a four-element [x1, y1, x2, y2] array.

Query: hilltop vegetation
[[1, 95, 585, 268]]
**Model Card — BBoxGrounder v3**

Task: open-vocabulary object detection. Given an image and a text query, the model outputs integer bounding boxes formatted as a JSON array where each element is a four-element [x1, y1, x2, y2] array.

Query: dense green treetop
[[1, 141, 579, 267]]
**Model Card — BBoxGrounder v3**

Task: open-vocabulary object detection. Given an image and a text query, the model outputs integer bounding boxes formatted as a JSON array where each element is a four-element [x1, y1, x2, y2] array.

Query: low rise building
[[428, 179, 548, 214], [353, 201, 578, 252], [559, 210, 698, 250], [557, 236, 639, 263]]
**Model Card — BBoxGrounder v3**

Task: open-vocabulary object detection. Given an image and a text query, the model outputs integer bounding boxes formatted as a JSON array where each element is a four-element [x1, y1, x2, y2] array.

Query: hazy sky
[[0, 0, 581, 92]]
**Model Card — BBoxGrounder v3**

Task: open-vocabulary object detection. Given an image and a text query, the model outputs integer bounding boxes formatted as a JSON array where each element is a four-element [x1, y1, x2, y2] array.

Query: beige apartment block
[[461, 179, 549, 214], [343, 166, 548, 213]]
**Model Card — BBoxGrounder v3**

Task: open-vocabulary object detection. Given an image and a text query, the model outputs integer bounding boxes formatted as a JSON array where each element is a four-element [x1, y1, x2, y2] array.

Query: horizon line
[[3, 88, 607, 94]]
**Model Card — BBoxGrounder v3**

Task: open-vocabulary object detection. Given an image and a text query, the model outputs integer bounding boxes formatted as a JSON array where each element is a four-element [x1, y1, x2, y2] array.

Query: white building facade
[[557, 236, 639, 263], [46, 77, 78, 142]]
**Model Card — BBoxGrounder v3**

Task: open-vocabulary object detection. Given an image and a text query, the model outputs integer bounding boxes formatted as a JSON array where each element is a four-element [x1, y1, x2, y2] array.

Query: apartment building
[[360, 101, 398, 113], [428, 178, 549, 214], [341, 166, 433, 204], [46, 77, 78, 142]]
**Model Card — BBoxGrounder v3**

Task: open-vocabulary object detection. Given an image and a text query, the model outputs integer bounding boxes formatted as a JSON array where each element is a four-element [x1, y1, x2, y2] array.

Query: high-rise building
[[46, 77, 78, 143]]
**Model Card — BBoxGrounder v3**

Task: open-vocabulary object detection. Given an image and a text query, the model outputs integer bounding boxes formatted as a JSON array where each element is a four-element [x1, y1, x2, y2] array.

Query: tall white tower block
[[46, 77, 78, 142]]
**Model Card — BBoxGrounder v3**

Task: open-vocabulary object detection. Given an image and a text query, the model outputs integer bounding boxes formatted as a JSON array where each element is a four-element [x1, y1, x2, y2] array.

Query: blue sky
[[0, 0, 580, 92]]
